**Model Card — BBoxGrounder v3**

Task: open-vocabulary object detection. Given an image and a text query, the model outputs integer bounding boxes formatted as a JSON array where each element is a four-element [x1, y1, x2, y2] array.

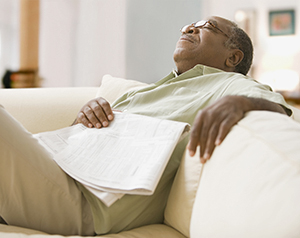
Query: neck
[[176, 64, 195, 75]]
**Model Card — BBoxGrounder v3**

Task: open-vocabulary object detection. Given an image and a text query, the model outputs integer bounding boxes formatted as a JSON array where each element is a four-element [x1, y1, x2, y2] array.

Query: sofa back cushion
[[190, 111, 300, 238], [96, 74, 148, 104]]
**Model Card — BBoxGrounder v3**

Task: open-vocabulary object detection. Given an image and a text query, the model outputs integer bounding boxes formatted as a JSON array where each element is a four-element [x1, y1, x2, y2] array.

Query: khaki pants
[[0, 106, 94, 236]]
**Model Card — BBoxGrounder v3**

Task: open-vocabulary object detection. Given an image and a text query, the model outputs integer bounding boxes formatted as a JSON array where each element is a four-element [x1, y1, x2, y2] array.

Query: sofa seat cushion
[[0, 224, 186, 238], [190, 111, 300, 238], [164, 150, 202, 237]]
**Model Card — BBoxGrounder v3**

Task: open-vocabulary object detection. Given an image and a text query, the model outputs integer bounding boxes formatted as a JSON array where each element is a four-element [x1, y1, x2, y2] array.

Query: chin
[[173, 48, 185, 64]]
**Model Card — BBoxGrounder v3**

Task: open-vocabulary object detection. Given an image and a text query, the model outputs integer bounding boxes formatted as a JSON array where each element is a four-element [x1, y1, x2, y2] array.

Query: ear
[[225, 49, 244, 68]]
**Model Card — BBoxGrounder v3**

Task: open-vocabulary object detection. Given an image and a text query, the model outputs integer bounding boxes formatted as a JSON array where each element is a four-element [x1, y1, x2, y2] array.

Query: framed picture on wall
[[269, 9, 295, 36]]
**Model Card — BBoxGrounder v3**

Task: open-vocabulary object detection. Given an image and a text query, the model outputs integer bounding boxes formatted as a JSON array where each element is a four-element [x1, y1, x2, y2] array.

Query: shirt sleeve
[[223, 75, 292, 116]]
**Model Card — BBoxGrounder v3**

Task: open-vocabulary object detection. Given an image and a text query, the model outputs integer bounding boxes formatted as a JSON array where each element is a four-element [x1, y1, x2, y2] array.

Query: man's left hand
[[187, 95, 252, 164], [187, 95, 289, 164]]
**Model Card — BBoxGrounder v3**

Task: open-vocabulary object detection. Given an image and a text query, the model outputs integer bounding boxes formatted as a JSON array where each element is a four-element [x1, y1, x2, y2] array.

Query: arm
[[73, 97, 114, 128], [187, 95, 289, 164]]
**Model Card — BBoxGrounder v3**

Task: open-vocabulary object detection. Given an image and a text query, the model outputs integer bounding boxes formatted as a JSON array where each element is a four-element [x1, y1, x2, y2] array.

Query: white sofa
[[0, 75, 300, 238]]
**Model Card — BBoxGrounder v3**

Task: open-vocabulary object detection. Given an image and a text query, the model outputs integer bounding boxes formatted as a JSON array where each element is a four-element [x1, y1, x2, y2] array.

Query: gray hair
[[225, 22, 254, 76]]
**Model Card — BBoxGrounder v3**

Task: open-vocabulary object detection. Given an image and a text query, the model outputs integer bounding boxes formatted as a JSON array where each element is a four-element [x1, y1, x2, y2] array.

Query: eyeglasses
[[180, 20, 229, 38]]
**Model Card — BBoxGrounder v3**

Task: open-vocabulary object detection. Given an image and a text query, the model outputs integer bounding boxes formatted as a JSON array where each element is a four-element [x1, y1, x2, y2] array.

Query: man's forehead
[[208, 16, 227, 25], [208, 16, 231, 26], [208, 16, 233, 33]]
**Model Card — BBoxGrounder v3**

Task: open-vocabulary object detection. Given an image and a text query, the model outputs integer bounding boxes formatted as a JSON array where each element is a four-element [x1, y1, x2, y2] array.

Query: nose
[[181, 24, 200, 34]]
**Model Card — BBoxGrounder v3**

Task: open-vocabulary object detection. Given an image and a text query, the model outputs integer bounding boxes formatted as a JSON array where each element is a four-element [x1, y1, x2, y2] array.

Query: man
[[76, 16, 290, 163], [0, 16, 291, 236]]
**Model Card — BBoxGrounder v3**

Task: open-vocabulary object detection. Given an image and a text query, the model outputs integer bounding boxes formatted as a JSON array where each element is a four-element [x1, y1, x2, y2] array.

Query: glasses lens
[[194, 20, 207, 28], [181, 25, 189, 32], [181, 20, 207, 33]]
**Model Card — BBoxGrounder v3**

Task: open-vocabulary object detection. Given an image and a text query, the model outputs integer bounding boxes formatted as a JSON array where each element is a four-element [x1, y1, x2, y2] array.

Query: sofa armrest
[[0, 74, 148, 134], [190, 111, 300, 237], [0, 87, 98, 133]]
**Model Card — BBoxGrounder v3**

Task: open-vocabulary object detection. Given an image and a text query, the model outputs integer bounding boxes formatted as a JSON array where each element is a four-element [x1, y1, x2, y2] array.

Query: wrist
[[239, 96, 288, 115], [238, 96, 256, 112]]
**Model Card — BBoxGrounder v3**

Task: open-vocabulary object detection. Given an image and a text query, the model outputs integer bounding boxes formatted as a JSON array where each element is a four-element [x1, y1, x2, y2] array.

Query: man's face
[[173, 16, 233, 74]]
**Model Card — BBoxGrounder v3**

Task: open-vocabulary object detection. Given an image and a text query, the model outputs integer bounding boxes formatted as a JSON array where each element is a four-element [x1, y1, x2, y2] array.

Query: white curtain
[[39, 0, 202, 87], [0, 0, 19, 87], [39, 0, 126, 87]]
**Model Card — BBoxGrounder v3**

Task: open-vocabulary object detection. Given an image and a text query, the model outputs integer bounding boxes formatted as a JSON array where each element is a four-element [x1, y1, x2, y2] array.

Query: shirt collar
[[174, 64, 224, 79], [172, 69, 179, 77], [155, 64, 225, 86]]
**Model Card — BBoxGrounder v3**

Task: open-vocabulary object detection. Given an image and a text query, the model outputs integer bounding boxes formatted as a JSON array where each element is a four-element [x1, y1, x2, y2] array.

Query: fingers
[[77, 97, 114, 128], [201, 120, 219, 163], [188, 109, 222, 164], [188, 96, 247, 164], [187, 110, 203, 157], [91, 99, 113, 127], [215, 119, 235, 146], [201, 116, 235, 163]]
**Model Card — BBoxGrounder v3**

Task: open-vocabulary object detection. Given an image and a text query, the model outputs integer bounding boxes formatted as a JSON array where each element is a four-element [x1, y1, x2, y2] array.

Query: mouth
[[179, 35, 195, 43]]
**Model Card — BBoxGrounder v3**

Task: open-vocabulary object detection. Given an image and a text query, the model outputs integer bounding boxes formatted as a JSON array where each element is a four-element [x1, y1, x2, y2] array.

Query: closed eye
[[203, 25, 218, 33]]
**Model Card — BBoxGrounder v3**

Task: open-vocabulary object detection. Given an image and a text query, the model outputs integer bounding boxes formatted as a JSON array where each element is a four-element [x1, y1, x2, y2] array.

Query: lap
[[0, 106, 94, 236]]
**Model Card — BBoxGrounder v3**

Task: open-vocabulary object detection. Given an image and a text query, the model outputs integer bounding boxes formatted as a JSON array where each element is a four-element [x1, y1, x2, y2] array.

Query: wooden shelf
[[2, 69, 39, 88], [277, 90, 300, 107]]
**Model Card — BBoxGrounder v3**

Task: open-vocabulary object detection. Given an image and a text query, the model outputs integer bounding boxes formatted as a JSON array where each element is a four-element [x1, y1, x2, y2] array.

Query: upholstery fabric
[[190, 111, 300, 238], [0, 224, 185, 238], [0, 87, 98, 133], [96, 74, 149, 104], [164, 150, 203, 237]]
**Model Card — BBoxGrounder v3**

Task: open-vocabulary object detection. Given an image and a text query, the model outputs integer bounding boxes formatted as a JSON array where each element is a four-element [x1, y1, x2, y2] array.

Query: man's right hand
[[73, 97, 114, 128]]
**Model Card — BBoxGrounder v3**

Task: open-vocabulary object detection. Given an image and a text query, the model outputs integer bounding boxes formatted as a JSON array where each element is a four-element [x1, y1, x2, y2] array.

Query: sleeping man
[[0, 16, 291, 235]]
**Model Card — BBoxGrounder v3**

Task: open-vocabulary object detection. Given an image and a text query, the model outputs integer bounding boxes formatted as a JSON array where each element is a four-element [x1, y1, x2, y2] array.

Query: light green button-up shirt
[[112, 65, 289, 123], [79, 65, 290, 235]]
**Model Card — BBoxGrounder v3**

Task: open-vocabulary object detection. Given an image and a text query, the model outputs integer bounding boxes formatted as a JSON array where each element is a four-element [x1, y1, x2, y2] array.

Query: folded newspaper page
[[34, 112, 190, 206]]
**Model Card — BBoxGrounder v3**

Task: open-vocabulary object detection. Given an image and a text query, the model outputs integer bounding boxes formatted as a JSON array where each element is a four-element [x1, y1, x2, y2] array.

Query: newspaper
[[34, 112, 190, 207]]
